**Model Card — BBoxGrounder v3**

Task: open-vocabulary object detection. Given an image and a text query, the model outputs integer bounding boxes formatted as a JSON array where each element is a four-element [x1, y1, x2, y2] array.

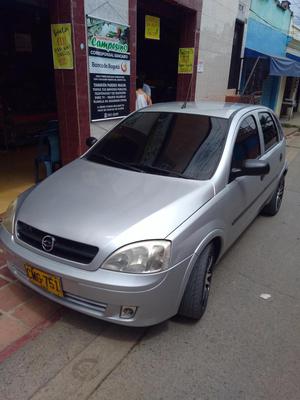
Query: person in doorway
[[140, 73, 151, 98], [136, 78, 152, 110]]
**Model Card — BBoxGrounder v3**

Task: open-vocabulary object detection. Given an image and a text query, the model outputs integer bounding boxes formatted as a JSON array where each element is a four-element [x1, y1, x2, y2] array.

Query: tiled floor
[[0, 146, 36, 213]]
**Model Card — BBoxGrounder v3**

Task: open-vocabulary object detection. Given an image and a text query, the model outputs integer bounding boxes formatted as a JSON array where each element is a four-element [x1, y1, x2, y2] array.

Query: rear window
[[259, 112, 279, 151], [86, 111, 229, 180]]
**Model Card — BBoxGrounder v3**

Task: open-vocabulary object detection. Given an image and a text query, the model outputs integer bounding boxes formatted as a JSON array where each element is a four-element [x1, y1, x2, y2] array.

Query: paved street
[[1, 135, 300, 400]]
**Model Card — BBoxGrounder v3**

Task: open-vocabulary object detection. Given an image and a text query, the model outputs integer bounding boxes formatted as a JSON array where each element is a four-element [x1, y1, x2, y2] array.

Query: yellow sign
[[145, 15, 160, 40], [51, 23, 74, 69], [178, 48, 195, 74]]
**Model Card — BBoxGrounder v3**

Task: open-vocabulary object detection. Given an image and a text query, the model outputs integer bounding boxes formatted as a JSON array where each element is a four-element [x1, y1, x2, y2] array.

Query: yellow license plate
[[25, 264, 63, 297]]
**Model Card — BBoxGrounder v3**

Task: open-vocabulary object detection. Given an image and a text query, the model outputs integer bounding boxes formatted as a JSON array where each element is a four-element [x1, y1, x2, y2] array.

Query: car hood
[[16, 159, 214, 270]]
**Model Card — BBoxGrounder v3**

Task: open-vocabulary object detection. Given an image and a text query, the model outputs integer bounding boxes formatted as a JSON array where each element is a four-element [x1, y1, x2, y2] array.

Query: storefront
[[239, 0, 292, 111], [87, 0, 201, 143], [0, 0, 58, 213], [52, 0, 202, 164], [0, 0, 202, 214]]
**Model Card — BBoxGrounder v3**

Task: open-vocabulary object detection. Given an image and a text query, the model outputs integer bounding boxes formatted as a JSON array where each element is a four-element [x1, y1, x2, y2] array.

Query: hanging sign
[[145, 15, 160, 40], [51, 23, 74, 69], [178, 48, 195, 74], [87, 16, 130, 121]]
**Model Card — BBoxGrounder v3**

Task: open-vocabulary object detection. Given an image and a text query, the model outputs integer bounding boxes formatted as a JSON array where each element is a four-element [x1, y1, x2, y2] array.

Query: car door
[[224, 112, 266, 246], [256, 110, 285, 200]]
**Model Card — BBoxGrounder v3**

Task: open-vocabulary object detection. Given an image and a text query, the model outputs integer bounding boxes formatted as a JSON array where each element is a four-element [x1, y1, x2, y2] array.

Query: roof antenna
[[181, 27, 198, 109], [181, 73, 194, 109]]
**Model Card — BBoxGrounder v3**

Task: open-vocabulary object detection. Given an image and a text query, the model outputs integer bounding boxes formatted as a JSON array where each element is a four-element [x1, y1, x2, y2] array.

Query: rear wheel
[[178, 243, 215, 320], [262, 177, 285, 216]]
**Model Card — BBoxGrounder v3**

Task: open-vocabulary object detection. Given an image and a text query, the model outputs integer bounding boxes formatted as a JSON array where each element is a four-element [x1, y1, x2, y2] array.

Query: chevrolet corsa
[[0, 102, 287, 326]]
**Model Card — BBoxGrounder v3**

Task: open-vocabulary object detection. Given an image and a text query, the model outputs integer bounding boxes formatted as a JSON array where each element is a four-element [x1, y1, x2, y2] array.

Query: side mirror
[[86, 136, 98, 148], [231, 159, 270, 180]]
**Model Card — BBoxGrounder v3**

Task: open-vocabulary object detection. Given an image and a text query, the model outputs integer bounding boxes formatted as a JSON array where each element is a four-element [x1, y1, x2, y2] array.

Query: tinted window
[[259, 112, 279, 151], [273, 115, 284, 140], [86, 112, 229, 180], [232, 115, 261, 167]]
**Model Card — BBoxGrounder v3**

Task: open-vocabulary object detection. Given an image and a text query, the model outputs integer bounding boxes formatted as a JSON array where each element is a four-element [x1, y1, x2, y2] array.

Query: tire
[[262, 177, 285, 216], [178, 243, 215, 320]]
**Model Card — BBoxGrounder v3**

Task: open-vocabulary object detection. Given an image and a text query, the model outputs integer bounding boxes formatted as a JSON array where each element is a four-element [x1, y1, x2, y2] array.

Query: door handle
[[280, 153, 283, 161]]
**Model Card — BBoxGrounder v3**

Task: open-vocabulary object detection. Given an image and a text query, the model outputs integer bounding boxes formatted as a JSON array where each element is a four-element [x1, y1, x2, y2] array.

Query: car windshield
[[85, 111, 229, 180]]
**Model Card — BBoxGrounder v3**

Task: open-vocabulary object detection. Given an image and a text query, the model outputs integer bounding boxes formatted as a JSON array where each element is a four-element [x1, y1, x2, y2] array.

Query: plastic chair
[[35, 122, 60, 182]]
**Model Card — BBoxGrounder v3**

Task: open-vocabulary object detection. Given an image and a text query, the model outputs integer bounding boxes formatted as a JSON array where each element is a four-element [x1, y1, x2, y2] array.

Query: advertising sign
[[51, 23, 74, 69], [178, 48, 195, 74], [87, 16, 130, 120], [145, 15, 160, 40]]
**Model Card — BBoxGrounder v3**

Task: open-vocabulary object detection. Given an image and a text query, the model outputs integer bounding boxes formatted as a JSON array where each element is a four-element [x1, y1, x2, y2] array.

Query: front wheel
[[178, 243, 215, 320], [262, 177, 285, 216]]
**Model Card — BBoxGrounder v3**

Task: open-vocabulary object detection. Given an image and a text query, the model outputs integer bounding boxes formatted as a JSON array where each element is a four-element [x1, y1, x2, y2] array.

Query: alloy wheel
[[275, 180, 284, 211], [202, 254, 214, 307]]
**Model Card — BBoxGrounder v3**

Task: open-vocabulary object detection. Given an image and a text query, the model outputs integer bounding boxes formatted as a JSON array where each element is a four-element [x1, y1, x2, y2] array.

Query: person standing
[[140, 73, 152, 99], [136, 78, 152, 110]]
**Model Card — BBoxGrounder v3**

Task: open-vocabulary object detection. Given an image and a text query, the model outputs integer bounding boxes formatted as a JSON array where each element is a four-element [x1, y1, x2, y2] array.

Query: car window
[[232, 115, 261, 168], [85, 111, 229, 180], [259, 112, 279, 151], [273, 114, 284, 140]]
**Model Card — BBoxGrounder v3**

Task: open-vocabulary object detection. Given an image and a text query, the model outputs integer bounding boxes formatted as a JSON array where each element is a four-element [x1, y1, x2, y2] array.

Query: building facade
[[54, 0, 204, 162], [282, 22, 300, 117], [0, 0, 246, 167], [197, 0, 250, 101], [240, 0, 293, 111]]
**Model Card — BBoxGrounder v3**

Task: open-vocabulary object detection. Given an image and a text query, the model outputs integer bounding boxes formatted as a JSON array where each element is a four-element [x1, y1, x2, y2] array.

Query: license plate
[[25, 264, 63, 297]]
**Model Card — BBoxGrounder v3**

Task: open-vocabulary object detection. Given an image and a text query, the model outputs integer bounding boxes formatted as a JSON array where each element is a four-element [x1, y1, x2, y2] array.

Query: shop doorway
[[137, 0, 181, 103], [0, 0, 58, 213], [135, 0, 199, 105], [280, 77, 300, 119]]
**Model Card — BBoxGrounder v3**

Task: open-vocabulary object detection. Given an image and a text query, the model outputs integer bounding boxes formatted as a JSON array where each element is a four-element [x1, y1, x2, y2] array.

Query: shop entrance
[[135, 0, 200, 105], [280, 77, 300, 119], [137, 0, 181, 103], [0, 0, 57, 213]]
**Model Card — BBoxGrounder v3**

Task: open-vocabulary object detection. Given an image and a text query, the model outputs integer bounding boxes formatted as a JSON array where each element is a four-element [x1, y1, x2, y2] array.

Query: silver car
[[0, 102, 287, 326]]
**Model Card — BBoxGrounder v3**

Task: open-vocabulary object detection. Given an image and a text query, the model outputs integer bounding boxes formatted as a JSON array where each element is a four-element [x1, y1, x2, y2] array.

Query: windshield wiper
[[130, 163, 191, 179], [88, 154, 143, 172]]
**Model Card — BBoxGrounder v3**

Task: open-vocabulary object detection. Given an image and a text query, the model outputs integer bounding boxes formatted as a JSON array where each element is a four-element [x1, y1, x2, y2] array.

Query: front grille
[[17, 221, 98, 264]]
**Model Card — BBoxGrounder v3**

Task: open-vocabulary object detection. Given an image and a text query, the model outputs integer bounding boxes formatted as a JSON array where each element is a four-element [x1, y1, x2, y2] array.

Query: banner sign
[[87, 16, 130, 120], [145, 15, 160, 40], [178, 48, 195, 74], [51, 23, 74, 69]]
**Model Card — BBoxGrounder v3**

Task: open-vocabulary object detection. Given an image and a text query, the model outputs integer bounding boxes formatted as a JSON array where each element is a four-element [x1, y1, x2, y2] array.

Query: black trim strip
[[232, 174, 280, 226]]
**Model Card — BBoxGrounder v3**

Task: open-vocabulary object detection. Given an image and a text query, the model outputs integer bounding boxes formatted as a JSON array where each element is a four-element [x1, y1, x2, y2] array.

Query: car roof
[[140, 101, 264, 119]]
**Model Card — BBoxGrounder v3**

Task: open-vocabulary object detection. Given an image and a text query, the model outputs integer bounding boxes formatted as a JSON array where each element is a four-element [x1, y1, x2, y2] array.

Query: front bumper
[[0, 227, 190, 326]]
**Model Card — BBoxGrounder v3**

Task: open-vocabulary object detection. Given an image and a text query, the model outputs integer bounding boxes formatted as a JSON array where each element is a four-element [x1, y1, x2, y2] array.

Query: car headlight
[[102, 240, 171, 274], [1, 199, 18, 234]]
